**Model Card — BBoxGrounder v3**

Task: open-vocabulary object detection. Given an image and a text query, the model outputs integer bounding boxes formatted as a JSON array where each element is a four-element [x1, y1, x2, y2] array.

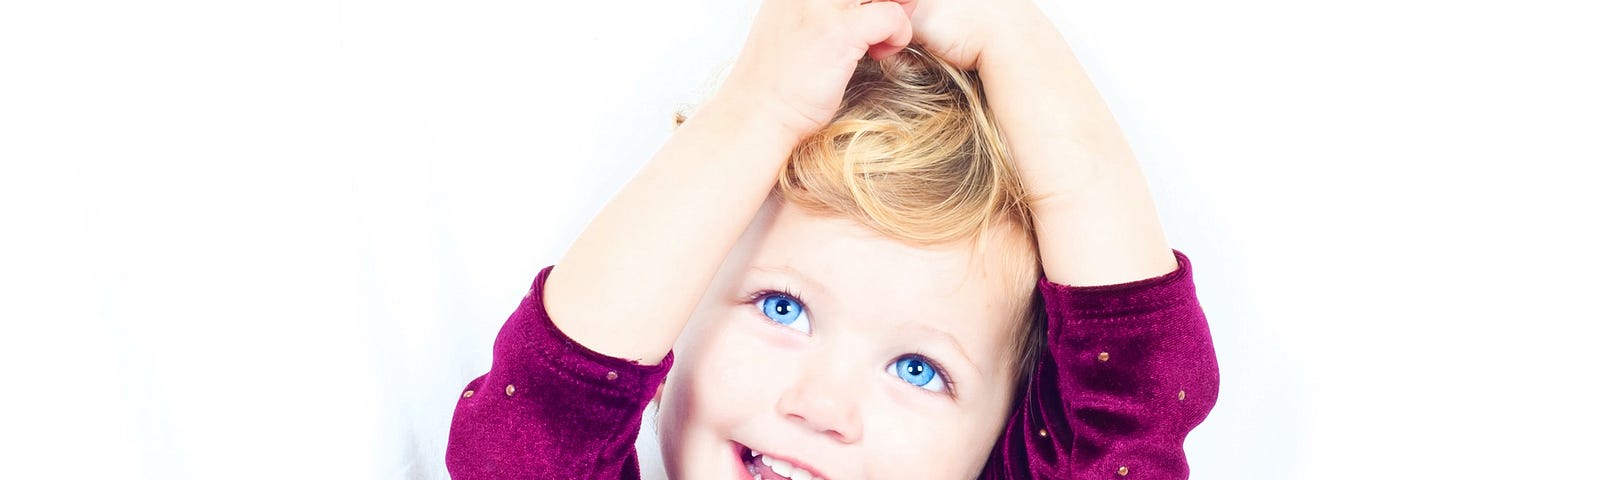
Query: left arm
[[966, 3, 1177, 286], [910, 3, 1217, 479]]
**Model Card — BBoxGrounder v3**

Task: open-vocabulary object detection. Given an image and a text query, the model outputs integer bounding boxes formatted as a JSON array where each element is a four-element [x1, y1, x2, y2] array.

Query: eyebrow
[[897, 322, 981, 381], [748, 264, 831, 299]]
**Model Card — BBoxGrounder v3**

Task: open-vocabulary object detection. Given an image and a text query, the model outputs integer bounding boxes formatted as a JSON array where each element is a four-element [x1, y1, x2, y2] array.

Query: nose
[[775, 358, 864, 444]]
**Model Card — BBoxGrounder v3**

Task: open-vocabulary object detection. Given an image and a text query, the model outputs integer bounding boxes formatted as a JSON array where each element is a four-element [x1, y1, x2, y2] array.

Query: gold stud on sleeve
[[1097, 352, 1110, 362], [606, 371, 619, 381], [1038, 428, 1048, 438], [1117, 466, 1129, 476], [1178, 390, 1187, 401], [505, 384, 516, 396], [462, 390, 474, 398]]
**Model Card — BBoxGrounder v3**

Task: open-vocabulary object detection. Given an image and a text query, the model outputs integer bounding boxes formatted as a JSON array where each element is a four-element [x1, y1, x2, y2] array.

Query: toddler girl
[[447, 0, 1217, 478]]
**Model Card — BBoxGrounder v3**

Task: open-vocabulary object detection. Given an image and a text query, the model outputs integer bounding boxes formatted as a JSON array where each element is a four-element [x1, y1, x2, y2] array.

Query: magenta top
[[447, 251, 1218, 479]]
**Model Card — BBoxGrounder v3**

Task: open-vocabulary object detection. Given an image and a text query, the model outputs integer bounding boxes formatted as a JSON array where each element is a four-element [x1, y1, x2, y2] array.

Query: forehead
[[728, 200, 1033, 368]]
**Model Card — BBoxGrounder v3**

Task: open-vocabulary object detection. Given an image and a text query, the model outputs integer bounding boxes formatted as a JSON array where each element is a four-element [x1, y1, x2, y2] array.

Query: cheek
[[688, 330, 775, 411], [659, 308, 791, 445], [860, 389, 1011, 479], [866, 415, 995, 479]]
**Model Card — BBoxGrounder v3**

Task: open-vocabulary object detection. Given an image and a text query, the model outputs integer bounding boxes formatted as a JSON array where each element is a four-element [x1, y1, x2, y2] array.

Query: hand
[[908, 0, 1050, 70], [711, 0, 917, 144]]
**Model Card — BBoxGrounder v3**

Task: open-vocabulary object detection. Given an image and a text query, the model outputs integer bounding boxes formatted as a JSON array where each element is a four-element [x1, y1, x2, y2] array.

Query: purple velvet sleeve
[[982, 250, 1220, 479], [446, 266, 671, 479]]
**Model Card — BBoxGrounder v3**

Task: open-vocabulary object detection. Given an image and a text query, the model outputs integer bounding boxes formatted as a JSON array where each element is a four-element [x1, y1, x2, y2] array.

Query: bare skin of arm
[[541, 98, 796, 364], [967, 3, 1177, 286]]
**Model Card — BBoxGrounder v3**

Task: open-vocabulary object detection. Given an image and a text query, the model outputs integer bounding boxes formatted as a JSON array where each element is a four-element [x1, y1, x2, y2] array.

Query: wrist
[[699, 83, 820, 149], [974, 10, 1065, 74], [682, 90, 809, 159]]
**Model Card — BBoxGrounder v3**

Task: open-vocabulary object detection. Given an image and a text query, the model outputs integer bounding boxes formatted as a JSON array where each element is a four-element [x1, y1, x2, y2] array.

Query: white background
[[3, 0, 1598, 478]]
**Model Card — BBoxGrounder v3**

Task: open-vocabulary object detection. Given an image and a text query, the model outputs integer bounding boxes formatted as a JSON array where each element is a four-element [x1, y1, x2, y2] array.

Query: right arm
[[543, 0, 918, 365], [541, 95, 796, 364]]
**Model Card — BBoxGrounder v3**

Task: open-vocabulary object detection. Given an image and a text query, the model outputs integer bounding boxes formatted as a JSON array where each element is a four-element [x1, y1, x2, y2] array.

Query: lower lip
[[731, 442, 755, 480]]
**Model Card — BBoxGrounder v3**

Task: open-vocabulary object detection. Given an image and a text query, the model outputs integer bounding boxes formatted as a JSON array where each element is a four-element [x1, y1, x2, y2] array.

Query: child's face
[[657, 196, 1035, 480]]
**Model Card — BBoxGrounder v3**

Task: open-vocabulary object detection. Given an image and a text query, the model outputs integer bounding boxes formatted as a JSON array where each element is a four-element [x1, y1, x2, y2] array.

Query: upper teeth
[[756, 453, 816, 480]]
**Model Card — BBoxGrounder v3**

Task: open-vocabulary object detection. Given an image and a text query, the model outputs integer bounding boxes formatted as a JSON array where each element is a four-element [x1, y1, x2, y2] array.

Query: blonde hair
[[675, 45, 1045, 384], [779, 45, 1031, 249], [785, 45, 1044, 384]]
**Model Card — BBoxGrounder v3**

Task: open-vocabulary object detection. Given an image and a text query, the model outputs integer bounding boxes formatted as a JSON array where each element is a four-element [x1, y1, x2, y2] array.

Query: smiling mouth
[[737, 443, 825, 480]]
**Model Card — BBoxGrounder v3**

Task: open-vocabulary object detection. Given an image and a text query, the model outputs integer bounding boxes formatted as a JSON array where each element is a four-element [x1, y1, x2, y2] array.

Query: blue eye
[[758, 293, 811, 334], [890, 356, 947, 393]]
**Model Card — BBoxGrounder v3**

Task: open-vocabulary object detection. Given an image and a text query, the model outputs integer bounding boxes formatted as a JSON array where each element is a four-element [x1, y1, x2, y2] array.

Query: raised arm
[[914, 0, 1175, 286], [980, 16, 1176, 286], [540, 94, 793, 364], [542, 0, 918, 364], [911, 4, 1216, 479]]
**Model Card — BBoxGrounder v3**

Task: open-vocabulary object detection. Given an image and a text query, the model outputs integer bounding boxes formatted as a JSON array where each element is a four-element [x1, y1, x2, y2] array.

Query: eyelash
[[743, 287, 803, 307], [741, 288, 960, 399], [902, 351, 959, 398]]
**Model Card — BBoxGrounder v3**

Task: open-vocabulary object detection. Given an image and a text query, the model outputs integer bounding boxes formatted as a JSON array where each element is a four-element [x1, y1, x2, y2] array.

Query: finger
[[846, 1, 914, 60]]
